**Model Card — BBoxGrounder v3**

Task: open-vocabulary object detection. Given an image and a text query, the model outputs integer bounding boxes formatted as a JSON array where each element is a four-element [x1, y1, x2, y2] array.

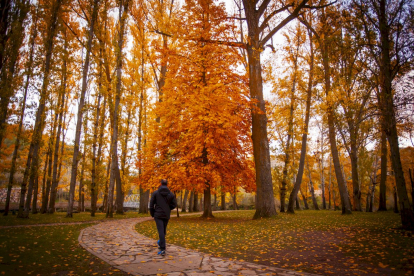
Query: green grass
[[0, 224, 130, 275], [136, 210, 414, 275], [0, 211, 149, 227]]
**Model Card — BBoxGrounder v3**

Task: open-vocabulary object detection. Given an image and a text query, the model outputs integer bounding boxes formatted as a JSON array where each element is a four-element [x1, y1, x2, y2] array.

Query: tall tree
[[354, 0, 414, 229], [106, 0, 130, 218], [17, 0, 63, 218], [300, 4, 353, 214], [287, 24, 315, 213], [239, 0, 313, 219], [67, 0, 100, 217], [4, 4, 38, 216]]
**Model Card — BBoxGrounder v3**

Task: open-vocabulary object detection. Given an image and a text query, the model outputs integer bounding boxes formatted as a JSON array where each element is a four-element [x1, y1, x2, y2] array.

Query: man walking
[[149, 179, 177, 256]]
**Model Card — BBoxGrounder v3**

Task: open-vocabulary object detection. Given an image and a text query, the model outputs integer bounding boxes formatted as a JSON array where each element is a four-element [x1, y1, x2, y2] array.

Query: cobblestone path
[[79, 216, 319, 276]]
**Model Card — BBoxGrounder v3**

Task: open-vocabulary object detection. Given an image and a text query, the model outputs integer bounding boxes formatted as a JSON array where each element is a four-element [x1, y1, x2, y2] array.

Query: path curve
[[79, 216, 319, 276]]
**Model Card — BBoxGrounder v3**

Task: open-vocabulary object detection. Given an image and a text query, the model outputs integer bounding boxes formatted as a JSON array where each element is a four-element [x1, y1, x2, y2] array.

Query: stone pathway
[[79, 216, 319, 276]]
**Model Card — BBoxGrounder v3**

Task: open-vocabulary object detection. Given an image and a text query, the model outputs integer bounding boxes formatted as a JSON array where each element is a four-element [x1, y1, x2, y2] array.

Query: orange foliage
[[139, 0, 255, 194]]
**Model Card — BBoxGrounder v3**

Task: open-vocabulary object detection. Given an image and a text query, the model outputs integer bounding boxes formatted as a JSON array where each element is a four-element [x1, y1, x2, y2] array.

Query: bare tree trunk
[[409, 168, 414, 212], [295, 197, 300, 210], [328, 157, 332, 209], [189, 191, 194, 212], [221, 189, 226, 210], [393, 186, 399, 213], [319, 134, 326, 210], [306, 160, 319, 210], [299, 188, 309, 210], [67, 0, 100, 218], [39, 152, 49, 213], [287, 30, 314, 213], [49, 95, 67, 214], [78, 152, 85, 213], [17, 0, 62, 218], [378, 130, 387, 211], [193, 192, 199, 212], [232, 186, 238, 210], [213, 192, 217, 211], [182, 190, 189, 212], [201, 185, 214, 218], [32, 175, 39, 214]]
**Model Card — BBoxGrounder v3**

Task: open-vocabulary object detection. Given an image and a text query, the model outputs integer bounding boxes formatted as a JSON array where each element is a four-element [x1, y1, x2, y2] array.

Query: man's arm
[[169, 193, 177, 210]]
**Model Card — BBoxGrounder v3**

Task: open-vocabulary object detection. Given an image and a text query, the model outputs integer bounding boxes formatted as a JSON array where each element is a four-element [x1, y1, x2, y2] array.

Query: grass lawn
[[0, 223, 131, 276], [0, 211, 148, 227], [136, 210, 414, 276]]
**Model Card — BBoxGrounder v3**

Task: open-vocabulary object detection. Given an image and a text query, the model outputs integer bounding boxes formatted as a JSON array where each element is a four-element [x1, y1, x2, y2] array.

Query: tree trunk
[[4, 9, 37, 215], [67, 0, 100, 218], [115, 164, 123, 214], [306, 160, 319, 210], [189, 191, 194, 212], [107, 0, 129, 218], [287, 30, 314, 213], [323, 51, 352, 215], [39, 152, 49, 213], [393, 186, 399, 213], [409, 168, 414, 212], [378, 129, 387, 211], [349, 136, 362, 211], [232, 185, 238, 210], [182, 190, 188, 212], [48, 37, 67, 214], [295, 197, 300, 210], [78, 152, 85, 213], [201, 186, 214, 218], [299, 188, 309, 210], [213, 192, 217, 211], [328, 157, 332, 209], [247, 43, 277, 218], [17, 0, 62, 218], [221, 189, 226, 210], [193, 192, 199, 212], [319, 133, 326, 210], [377, 0, 413, 229]]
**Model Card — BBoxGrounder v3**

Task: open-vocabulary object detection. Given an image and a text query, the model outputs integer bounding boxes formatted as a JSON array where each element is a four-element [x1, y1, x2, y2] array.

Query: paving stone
[[78, 215, 320, 276]]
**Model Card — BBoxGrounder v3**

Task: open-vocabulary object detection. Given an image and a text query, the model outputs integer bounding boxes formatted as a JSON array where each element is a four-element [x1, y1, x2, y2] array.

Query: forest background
[[0, 0, 413, 229]]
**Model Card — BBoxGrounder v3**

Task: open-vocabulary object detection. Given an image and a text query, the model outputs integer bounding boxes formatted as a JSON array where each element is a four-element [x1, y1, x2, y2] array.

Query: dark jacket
[[149, 185, 177, 219]]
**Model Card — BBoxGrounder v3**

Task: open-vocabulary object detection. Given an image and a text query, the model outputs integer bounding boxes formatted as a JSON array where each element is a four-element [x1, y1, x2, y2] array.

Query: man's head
[[160, 179, 168, 186]]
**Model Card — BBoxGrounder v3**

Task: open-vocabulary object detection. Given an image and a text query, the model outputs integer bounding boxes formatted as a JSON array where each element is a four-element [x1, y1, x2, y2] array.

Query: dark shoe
[[157, 250, 166, 256]]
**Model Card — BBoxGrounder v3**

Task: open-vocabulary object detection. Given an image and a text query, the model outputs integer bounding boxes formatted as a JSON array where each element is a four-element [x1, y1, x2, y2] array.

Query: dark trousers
[[154, 218, 169, 250]]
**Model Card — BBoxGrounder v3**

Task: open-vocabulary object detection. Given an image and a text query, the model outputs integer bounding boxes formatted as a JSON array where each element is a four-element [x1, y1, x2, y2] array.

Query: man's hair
[[160, 179, 168, 186]]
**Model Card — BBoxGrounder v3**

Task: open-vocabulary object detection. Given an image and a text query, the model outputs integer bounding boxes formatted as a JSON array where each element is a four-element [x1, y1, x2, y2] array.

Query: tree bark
[[377, 0, 413, 228], [232, 186, 238, 210], [4, 8, 37, 215], [221, 189, 226, 210], [393, 186, 399, 213], [287, 29, 314, 213], [189, 190, 194, 212], [378, 129, 388, 211], [106, 0, 130, 218], [299, 188, 309, 210], [90, 64, 102, 217], [17, 0, 62, 218], [182, 190, 188, 212], [193, 192, 199, 212], [67, 0, 100, 217]]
